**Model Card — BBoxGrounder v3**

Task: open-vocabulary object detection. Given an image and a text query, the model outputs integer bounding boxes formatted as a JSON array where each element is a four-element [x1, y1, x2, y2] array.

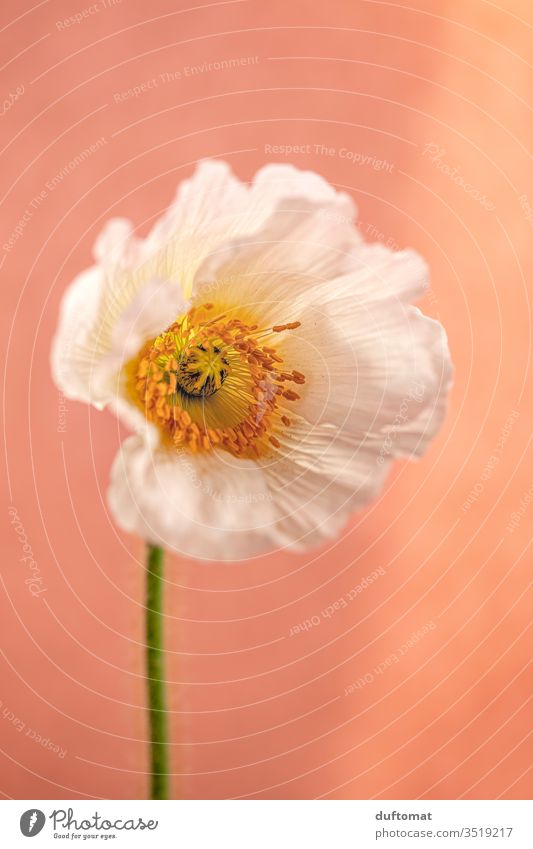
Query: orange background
[[1, 0, 531, 800]]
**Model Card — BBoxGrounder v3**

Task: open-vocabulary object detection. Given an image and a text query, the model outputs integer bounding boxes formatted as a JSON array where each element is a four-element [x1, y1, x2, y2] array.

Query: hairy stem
[[145, 543, 169, 799]]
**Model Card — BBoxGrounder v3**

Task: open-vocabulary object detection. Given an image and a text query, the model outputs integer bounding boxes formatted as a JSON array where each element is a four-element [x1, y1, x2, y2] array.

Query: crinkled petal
[[271, 247, 452, 459], [108, 422, 393, 557], [108, 436, 279, 560], [51, 266, 107, 406], [259, 419, 392, 550], [195, 165, 360, 286], [93, 218, 145, 268]]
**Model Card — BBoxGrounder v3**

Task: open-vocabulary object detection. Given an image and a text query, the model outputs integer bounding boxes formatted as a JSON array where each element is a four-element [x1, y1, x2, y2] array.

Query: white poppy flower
[[52, 160, 452, 560]]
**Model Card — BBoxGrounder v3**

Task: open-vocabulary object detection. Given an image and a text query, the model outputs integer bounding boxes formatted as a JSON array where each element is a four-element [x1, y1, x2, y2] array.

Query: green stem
[[145, 543, 169, 799]]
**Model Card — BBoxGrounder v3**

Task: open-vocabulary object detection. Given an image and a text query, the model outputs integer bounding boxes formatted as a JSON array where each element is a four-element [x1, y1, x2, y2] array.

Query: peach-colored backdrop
[[1, 0, 531, 800]]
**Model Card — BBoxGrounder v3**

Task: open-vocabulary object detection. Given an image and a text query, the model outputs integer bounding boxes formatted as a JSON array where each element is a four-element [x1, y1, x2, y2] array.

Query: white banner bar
[[2, 799, 531, 848]]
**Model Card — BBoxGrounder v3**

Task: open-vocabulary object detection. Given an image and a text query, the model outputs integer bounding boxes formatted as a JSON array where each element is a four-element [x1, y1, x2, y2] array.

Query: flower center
[[128, 301, 305, 458], [176, 342, 229, 398]]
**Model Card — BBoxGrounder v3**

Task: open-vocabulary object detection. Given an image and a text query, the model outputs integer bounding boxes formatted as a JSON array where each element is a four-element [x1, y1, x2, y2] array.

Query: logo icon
[[20, 810, 46, 837]]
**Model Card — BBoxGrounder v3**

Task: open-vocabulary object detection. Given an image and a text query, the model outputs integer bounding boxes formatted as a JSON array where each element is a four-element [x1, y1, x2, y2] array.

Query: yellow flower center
[[128, 301, 304, 458]]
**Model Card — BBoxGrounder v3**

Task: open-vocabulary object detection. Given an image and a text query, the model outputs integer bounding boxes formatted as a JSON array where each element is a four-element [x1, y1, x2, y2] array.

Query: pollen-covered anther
[[272, 321, 301, 332], [130, 304, 305, 458]]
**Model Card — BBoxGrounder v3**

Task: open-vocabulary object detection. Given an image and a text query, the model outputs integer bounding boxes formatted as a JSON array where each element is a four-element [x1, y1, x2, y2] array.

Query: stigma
[[177, 342, 229, 398]]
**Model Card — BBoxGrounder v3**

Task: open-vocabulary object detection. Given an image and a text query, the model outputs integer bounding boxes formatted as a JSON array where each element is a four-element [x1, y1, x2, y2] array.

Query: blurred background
[[1, 0, 531, 800]]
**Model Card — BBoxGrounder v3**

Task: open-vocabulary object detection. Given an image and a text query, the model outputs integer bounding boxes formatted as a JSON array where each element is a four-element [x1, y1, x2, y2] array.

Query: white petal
[[108, 421, 393, 558], [51, 266, 107, 406], [195, 165, 360, 288], [145, 160, 248, 254], [259, 420, 391, 550], [276, 248, 452, 459], [151, 161, 360, 295], [93, 218, 145, 268], [108, 436, 278, 561]]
